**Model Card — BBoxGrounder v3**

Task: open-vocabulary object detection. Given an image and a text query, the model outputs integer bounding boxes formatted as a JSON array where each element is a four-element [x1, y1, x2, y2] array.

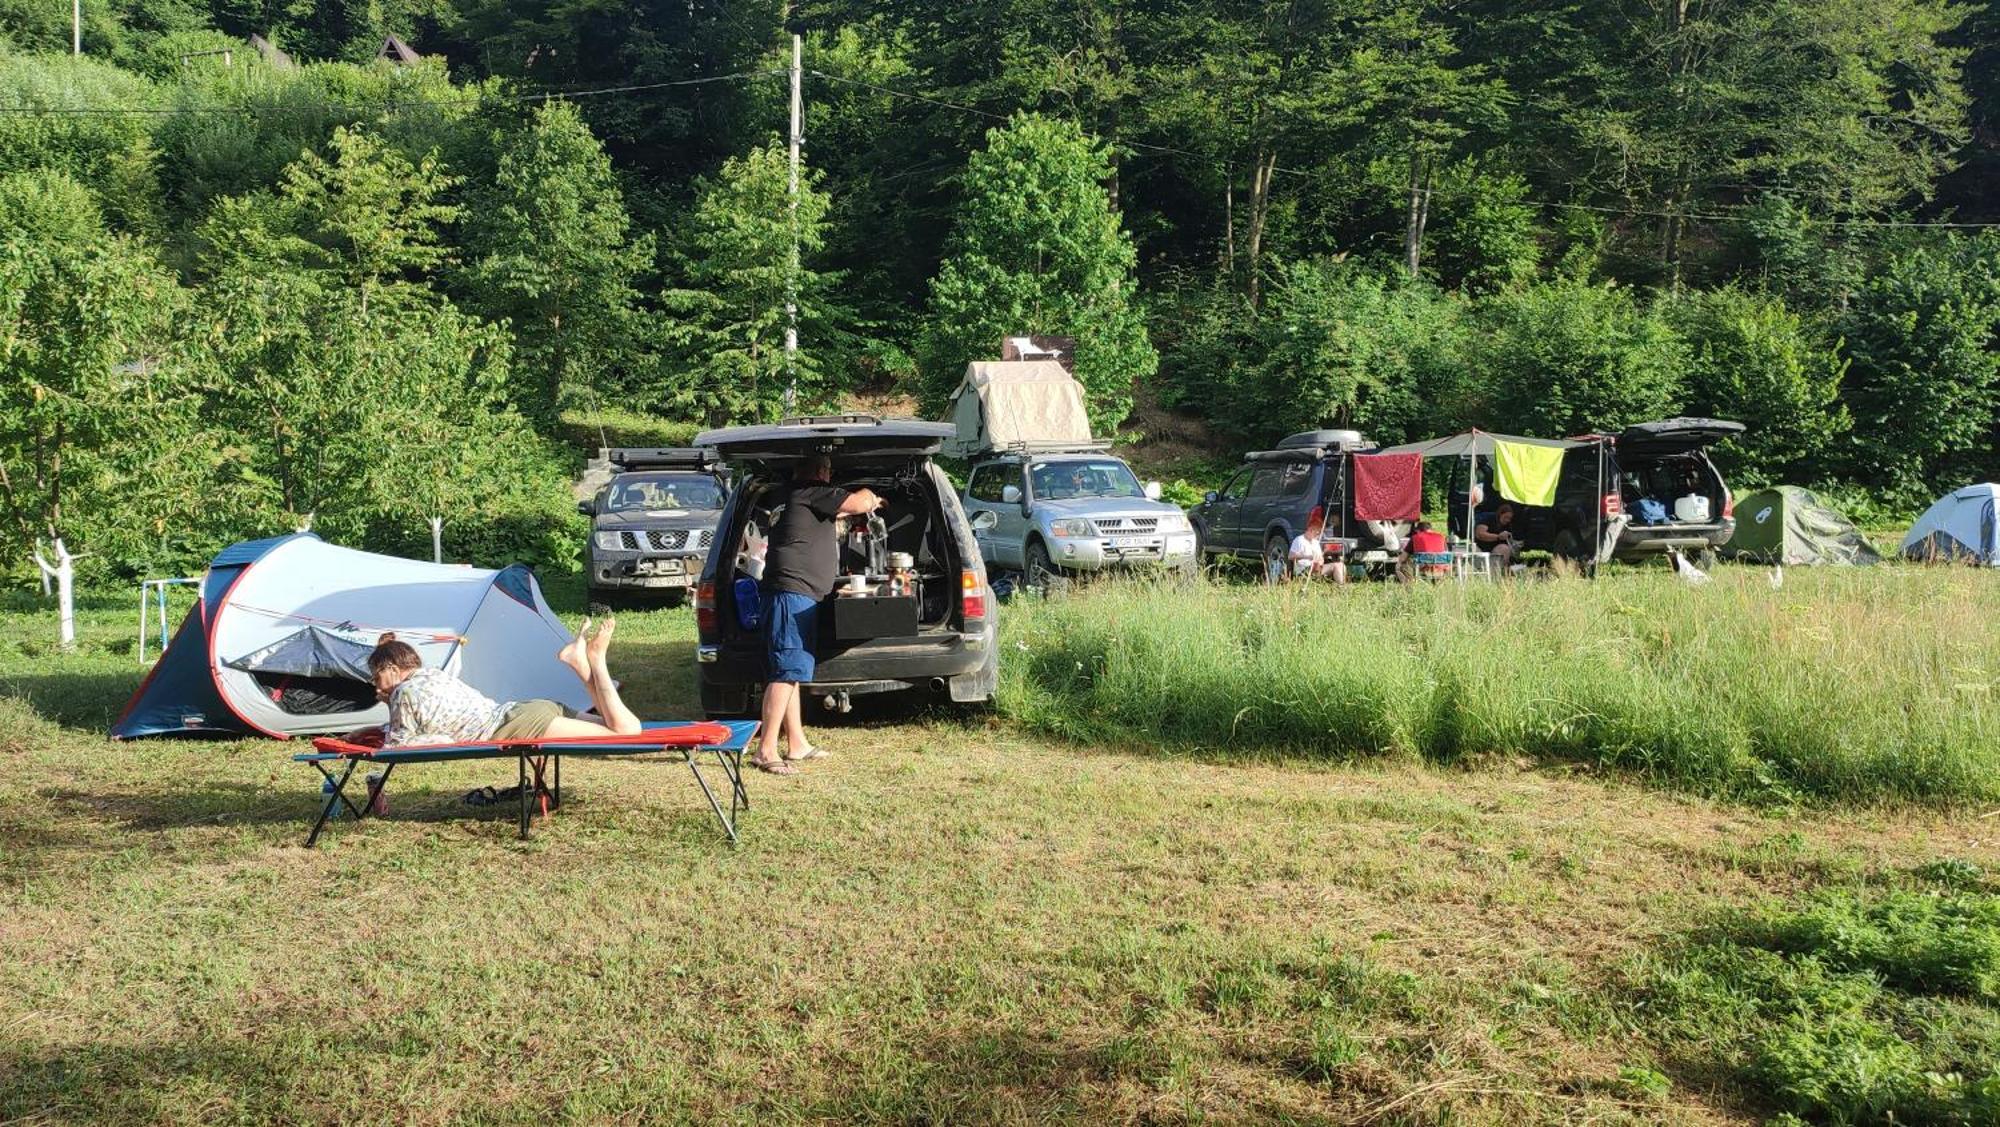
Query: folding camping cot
[[295, 719, 760, 846]]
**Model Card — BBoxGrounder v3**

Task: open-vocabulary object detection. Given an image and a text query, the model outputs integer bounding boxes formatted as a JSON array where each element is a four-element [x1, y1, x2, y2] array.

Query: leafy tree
[[0, 170, 202, 575], [1665, 286, 1850, 480], [462, 99, 651, 422], [0, 51, 164, 234], [917, 112, 1155, 431], [1474, 277, 1686, 435], [1837, 234, 2000, 501], [656, 141, 846, 427], [196, 127, 581, 567]]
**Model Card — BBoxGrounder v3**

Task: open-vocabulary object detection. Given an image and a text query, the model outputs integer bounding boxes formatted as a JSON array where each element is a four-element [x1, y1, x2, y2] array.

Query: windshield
[[604, 473, 724, 513], [1029, 460, 1146, 501]]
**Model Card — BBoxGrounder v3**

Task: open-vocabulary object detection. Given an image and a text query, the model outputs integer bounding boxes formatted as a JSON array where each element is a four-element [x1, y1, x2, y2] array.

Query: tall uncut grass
[[998, 567, 2000, 806]]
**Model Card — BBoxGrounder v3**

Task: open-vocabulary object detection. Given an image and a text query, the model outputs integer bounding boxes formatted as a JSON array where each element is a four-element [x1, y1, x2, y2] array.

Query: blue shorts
[[763, 591, 821, 683]]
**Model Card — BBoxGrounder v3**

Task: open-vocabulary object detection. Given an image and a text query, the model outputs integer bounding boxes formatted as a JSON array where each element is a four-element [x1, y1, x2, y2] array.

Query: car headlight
[[594, 531, 629, 551], [1157, 513, 1191, 534], [1049, 518, 1096, 539]]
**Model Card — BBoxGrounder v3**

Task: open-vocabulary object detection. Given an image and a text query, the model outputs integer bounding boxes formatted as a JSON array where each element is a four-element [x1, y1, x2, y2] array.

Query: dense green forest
[[3, 0, 1997, 578]]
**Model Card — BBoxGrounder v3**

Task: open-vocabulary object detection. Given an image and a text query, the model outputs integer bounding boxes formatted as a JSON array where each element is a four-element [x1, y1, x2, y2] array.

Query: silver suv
[[961, 446, 1197, 583]]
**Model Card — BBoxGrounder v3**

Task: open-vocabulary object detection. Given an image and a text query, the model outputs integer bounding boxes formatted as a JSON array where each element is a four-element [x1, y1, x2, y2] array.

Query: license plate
[[1110, 537, 1153, 548]]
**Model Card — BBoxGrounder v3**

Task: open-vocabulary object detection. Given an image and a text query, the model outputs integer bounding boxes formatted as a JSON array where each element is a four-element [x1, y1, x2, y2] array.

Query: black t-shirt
[[764, 483, 853, 598]]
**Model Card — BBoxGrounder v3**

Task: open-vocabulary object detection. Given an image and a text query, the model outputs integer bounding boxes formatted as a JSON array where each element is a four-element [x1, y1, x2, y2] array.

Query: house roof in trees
[[250, 34, 295, 70], [378, 35, 423, 65]]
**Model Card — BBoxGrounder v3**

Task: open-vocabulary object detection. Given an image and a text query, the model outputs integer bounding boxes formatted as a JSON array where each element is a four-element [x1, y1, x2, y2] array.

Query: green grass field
[[2, 570, 1996, 1124]]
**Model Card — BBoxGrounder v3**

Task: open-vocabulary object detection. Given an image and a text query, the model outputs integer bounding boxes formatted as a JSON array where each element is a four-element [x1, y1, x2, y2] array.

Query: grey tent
[[1722, 486, 1880, 565]]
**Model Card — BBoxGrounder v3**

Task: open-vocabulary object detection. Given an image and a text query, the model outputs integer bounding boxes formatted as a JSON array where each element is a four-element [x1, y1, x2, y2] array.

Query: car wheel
[[1696, 547, 1719, 570], [661, 589, 688, 610], [1025, 539, 1062, 590], [586, 592, 614, 616], [1263, 535, 1289, 585]]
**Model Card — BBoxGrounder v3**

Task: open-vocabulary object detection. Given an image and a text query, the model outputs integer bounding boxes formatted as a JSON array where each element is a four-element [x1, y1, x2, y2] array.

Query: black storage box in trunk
[[827, 594, 919, 640]]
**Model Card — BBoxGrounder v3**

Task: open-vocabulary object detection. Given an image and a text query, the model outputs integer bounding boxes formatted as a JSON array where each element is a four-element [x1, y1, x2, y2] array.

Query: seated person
[[1399, 520, 1450, 580], [1474, 502, 1520, 573], [1287, 519, 1350, 584], [361, 620, 641, 747]]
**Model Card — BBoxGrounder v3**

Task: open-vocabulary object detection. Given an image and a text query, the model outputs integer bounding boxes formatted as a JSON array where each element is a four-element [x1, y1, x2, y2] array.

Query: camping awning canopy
[[1377, 430, 1583, 458]]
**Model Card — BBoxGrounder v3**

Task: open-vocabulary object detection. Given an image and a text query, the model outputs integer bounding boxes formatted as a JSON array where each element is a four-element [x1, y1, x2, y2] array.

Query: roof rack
[[777, 413, 882, 427], [980, 439, 1115, 457], [607, 446, 720, 470]]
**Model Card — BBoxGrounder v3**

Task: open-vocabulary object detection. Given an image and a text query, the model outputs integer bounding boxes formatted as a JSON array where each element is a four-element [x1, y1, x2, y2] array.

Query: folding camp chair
[[295, 719, 760, 847]]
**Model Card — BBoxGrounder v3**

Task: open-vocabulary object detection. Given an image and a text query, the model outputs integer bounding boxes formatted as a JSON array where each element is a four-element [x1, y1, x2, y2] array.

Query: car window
[[1244, 467, 1282, 501], [1216, 469, 1250, 502], [604, 473, 724, 512], [1276, 462, 1313, 500], [1028, 459, 1146, 500], [967, 463, 1021, 503]]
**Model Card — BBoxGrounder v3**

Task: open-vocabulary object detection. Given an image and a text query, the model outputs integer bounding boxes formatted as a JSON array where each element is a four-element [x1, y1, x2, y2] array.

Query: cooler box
[[828, 594, 919, 641]]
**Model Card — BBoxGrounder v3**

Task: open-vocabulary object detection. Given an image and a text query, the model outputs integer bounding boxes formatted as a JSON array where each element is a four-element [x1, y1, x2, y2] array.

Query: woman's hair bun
[[376, 631, 398, 645]]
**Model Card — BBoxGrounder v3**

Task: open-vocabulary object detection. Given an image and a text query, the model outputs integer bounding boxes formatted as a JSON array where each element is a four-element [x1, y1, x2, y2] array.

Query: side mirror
[[1203, 491, 1218, 505], [1144, 481, 1163, 502], [1001, 484, 1022, 505], [576, 500, 594, 517], [970, 510, 999, 532]]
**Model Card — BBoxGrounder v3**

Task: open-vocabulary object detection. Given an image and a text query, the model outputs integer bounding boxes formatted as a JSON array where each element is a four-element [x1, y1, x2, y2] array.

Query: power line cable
[[0, 68, 784, 118]]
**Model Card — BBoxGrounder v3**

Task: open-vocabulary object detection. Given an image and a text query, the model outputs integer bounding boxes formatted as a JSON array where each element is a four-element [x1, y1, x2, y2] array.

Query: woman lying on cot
[[360, 619, 641, 747]]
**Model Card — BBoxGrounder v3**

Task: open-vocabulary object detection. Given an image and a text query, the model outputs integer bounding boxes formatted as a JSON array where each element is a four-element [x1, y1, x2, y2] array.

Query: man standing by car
[[752, 454, 882, 775]]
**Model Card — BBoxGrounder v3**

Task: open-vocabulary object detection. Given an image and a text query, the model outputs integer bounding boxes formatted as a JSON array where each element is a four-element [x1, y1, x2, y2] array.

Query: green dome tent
[[1722, 486, 1880, 565]]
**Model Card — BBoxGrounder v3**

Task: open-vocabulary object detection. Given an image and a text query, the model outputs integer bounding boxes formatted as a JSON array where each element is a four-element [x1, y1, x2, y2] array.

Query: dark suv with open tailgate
[[692, 416, 998, 717]]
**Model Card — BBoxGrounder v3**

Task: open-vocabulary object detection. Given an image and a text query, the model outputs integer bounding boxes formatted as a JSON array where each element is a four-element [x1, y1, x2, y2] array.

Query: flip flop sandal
[[750, 757, 799, 776], [462, 785, 499, 807], [784, 745, 829, 762]]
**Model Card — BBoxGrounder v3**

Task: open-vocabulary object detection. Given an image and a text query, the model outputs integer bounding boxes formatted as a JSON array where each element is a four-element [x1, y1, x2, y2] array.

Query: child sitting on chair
[[364, 619, 641, 747]]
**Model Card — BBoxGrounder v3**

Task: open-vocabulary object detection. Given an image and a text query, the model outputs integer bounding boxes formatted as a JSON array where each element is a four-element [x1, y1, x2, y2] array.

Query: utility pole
[[784, 32, 802, 414], [73, 0, 82, 54]]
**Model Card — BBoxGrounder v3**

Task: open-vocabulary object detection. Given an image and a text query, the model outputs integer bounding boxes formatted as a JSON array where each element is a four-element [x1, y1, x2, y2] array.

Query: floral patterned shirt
[[383, 668, 510, 746]]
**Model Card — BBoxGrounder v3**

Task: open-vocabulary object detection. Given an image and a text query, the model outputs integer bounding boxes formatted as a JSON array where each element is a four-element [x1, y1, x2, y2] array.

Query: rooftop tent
[[1723, 486, 1881, 566], [112, 534, 593, 740], [942, 360, 1093, 457], [1902, 484, 2000, 565]]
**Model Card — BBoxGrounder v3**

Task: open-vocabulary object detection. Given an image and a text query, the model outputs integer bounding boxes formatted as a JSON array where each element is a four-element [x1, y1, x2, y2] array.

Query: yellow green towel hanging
[[1492, 439, 1564, 506]]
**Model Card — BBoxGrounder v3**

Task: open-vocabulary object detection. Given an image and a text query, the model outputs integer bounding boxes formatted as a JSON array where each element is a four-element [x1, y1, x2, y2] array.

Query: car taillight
[[1602, 492, 1623, 517], [961, 569, 987, 621], [1722, 489, 1734, 519], [694, 579, 717, 637]]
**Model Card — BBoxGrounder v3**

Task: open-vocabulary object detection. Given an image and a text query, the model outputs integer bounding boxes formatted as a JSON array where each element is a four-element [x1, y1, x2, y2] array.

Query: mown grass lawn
[[2, 572, 1996, 1124]]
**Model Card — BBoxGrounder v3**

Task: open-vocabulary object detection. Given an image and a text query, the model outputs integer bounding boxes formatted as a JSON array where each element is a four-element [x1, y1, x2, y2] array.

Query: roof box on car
[[1277, 429, 1369, 451]]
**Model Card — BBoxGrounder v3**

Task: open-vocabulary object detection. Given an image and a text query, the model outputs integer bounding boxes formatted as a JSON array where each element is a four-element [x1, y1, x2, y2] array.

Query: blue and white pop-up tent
[[1902, 484, 2000, 565], [113, 534, 593, 740]]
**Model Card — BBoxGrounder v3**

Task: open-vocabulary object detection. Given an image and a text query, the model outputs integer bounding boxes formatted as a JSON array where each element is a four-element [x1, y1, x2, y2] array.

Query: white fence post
[[430, 516, 443, 563]]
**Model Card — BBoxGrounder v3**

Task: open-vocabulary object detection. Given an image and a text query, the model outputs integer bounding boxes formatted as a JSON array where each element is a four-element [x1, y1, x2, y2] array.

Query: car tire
[[586, 592, 614, 615], [661, 589, 688, 610], [1696, 547, 1719, 570], [1263, 535, 1289, 585], [1025, 539, 1062, 590]]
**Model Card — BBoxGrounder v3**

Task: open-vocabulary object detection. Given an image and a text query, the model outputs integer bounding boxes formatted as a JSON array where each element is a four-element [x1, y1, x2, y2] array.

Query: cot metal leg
[[554, 754, 562, 809], [685, 751, 739, 844], [305, 759, 365, 848], [518, 752, 530, 839]]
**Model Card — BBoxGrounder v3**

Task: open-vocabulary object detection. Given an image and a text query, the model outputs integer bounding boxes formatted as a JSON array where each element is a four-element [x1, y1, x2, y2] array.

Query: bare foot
[[586, 616, 617, 669], [556, 617, 592, 682]]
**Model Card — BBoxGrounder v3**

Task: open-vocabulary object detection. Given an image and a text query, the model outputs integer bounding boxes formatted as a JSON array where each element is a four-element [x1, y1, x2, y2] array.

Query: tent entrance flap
[[227, 626, 381, 717]]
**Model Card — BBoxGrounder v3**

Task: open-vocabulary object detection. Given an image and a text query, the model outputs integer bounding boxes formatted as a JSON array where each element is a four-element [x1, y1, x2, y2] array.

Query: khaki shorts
[[492, 699, 578, 741]]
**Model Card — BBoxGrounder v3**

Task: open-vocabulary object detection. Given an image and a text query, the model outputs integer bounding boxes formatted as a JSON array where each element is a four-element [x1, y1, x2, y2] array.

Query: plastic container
[[1673, 494, 1711, 523]]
